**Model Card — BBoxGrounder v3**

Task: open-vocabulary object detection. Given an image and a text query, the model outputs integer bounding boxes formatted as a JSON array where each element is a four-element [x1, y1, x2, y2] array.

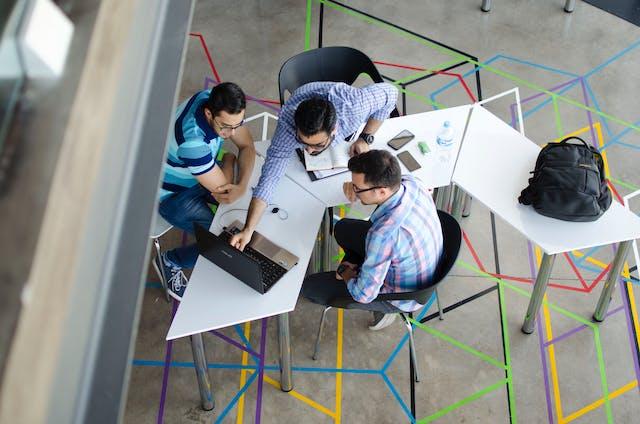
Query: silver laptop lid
[[226, 220, 299, 270]]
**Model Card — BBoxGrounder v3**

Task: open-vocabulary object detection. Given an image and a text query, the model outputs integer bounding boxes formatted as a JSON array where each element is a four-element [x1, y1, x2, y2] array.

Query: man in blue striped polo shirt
[[228, 81, 398, 251], [154, 82, 256, 300]]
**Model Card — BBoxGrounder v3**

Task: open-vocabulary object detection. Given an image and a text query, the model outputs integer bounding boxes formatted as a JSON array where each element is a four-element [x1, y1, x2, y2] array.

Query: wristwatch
[[358, 132, 375, 145]]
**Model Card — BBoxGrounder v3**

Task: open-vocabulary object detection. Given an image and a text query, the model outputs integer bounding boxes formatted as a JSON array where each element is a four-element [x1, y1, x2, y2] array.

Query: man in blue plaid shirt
[[229, 81, 398, 251], [302, 150, 443, 330]]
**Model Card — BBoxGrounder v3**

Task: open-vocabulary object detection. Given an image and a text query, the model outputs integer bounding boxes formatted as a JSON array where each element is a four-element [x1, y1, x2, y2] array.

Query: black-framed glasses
[[296, 132, 334, 156], [214, 117, 244, 132], [352, 183, 384, 194]]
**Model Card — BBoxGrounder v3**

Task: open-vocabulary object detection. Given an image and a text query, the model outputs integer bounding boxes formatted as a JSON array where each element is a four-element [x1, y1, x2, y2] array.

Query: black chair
[[310, 210, 462, 383], [278, 46, 400, 117]]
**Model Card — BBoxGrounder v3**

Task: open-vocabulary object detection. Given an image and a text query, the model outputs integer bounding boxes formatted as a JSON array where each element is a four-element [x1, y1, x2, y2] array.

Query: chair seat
[[150, 212, 173, 239]]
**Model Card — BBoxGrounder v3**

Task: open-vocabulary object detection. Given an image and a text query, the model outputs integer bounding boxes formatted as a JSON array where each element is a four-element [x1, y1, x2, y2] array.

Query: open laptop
[[194, 220, 299, 294]]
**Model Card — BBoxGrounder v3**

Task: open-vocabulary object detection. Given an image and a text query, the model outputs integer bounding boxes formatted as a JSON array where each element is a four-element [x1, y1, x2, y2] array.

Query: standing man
[[302, 150, 444, 330], [154, 82, 256, 300], [229, 81, 398, 250]]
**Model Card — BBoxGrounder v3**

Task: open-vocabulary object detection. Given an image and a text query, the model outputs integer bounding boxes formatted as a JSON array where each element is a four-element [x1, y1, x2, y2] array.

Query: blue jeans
[[158, 184, 216, 269]]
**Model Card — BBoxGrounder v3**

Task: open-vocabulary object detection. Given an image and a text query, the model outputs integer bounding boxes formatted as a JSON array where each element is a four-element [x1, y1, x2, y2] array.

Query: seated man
[[154, 82, 256, 300], [302, 150, 443, 330]]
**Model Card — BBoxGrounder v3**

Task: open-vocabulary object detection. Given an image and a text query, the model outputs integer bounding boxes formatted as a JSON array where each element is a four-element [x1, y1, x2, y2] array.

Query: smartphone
[[387, 129, 415, 150], [397, 151, 421, 172]]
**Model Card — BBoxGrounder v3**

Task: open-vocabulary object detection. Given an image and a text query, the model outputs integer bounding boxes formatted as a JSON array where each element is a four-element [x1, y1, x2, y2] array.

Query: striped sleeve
[[176, 138, 216, 176]]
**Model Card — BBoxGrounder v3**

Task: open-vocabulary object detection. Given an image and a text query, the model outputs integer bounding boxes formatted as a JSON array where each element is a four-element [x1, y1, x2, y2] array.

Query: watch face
[[361, 133, 374, 144]]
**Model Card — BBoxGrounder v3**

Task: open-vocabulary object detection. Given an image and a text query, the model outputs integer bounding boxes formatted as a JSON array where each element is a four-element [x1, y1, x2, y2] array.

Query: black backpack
[[518, 136, 612, 222]]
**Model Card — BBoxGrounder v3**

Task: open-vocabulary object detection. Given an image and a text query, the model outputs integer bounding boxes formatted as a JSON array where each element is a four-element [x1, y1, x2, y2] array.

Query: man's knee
[[334, 219, 354, 246]]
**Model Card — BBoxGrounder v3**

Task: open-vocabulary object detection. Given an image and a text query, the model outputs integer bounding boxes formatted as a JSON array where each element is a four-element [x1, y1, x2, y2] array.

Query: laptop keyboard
[[220, 228, 287, 289]]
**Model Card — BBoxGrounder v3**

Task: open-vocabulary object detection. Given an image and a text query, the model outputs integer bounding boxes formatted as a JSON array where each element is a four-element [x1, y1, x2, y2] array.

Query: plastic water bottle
[[436, 121, 454, 162]]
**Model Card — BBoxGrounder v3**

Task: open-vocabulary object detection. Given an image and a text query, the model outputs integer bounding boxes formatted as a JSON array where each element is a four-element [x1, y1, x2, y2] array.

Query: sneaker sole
[[368, 314, 397, 331]]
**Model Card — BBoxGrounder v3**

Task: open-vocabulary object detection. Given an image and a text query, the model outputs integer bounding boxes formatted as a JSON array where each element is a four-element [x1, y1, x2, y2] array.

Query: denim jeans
[[158, 184, 216, 269]]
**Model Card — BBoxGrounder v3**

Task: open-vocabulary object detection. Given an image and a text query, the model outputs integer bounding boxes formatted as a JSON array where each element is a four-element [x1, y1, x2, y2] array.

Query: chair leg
[[152, 237, 171, 303], [436, 289, 444, 321], [401, 314, 420, 383], [312, 306, 332, 360]]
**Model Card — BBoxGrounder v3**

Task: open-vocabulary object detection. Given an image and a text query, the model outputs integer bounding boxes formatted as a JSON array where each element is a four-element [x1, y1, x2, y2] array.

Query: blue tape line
[[132, 360, 381, 374], [214, 371, 259, 423], [584, 38, 640, 78], [429, 55, 502, 102], [572, 246, 602, 265], [382, 373, 416, 423], [521, 80, 582, 119], [497, 54, 579, 77], [381, 295, 434, 372], [233, 324, 260, 365], [582, 79, 613, 138]]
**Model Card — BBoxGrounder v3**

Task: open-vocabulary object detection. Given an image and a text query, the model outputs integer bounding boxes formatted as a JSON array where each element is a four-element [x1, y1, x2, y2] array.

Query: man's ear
[[203, 107, 213, 120]]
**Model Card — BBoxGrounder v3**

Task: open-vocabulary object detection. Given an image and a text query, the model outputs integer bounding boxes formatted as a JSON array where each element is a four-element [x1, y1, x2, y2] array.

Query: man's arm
[[211, 126, 256, 204], [349, 83, 399, 156], [229, 117, 296, 250], [346, 231, 393, 303]]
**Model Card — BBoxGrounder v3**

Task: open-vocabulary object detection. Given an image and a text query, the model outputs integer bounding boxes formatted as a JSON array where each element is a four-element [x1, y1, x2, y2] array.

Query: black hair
[[205, 82, 246, 116], [294, 97, 337, 137], [348, 149, 401, 189]]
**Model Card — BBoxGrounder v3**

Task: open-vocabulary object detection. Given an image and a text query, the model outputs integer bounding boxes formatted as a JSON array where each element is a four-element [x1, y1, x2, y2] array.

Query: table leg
[[522, 253, 556, 334], [190, 333, 214, 410], [450, 186, 466, 220], [481, 0, 491, 12], [593, 240, 633, 322], [462, 194, 472, 218], [322, 208, 331, 271], [278, 313, 293, 392], [564, 0, 575, 13], [435, 185, 451, 211]]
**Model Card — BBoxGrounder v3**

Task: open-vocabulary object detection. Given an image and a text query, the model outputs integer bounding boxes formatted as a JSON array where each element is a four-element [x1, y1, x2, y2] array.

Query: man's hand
[[229, 228, 254, 251], [343, 181, 357, 203], [349, 139, 370, 157], [336, 261, 358, 281], [211, 183, 246, 204]]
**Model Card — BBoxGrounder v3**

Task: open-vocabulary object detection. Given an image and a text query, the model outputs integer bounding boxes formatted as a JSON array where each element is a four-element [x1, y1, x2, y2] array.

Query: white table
[[166, 155, 325, 408], [255, 105, 472, 207], [452, 105, 640, 333]]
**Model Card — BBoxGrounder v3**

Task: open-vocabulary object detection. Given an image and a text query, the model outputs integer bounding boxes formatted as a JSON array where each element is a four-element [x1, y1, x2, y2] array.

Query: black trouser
[[301, 218, 399, 313]]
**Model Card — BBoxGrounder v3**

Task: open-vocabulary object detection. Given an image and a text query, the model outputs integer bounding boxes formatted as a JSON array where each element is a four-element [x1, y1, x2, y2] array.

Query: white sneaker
[[368, 312, 397, 331]]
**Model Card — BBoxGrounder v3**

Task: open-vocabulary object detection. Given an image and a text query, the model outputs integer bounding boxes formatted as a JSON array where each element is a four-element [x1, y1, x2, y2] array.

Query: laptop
[[194, 220, 299, 294]]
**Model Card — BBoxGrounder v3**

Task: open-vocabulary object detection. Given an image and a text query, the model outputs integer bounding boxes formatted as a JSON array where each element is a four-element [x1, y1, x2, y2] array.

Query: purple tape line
[[578, 78, 598, 147], [543, 306, 624, 347], [209, 328, 261, 358], [509, 78, 580, 129], [255, 318, 268, 424]]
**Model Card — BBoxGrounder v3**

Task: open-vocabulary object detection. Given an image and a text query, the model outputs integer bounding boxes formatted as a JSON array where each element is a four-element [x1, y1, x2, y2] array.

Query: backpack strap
[[559, 136, 589, 148]]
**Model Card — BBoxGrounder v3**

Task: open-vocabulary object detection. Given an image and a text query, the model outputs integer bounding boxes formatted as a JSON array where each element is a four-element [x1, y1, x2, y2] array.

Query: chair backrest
[[331, 210, 462, 308], [278, 46, 399, 117]]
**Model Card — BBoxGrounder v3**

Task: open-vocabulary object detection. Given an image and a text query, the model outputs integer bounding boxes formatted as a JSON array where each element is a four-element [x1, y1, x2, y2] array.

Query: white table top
[[255, 105, 472, 207], [452, 105, 640, 255], [166, 156, 325, 340]]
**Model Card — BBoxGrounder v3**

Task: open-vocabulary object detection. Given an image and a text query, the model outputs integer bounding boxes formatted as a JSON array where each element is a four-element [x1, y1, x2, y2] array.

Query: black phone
[[397, 151, 421, 172], [387, 130, 415, 150]]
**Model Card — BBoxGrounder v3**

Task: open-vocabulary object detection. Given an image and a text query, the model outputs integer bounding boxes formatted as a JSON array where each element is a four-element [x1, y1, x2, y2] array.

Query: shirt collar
[[195, 104, 220, 140], [370, 182, 405, 222]]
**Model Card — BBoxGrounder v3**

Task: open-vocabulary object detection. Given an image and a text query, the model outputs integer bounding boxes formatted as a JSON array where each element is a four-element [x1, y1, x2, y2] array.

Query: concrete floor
[[125, 1, 640, 422]]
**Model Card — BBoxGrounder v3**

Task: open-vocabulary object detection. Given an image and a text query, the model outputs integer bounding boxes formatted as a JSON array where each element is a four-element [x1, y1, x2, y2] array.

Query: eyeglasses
[[214, 117, 244, 133], [296, 132, 334, 156], [352, 183, 384, 194]]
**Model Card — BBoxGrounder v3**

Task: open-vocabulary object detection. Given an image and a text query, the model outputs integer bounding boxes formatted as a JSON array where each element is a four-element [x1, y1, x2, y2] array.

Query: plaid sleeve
[[252, 115, 297, 203], [347, 230, 393, 303], [362, 83, 398, 121], [177, 138, 217, 176]]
